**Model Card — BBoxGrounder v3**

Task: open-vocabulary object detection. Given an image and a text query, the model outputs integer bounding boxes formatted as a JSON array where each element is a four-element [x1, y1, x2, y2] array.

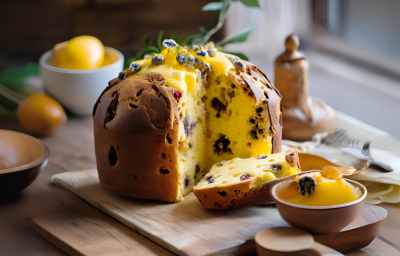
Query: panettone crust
[[93, 73, 183, 202]]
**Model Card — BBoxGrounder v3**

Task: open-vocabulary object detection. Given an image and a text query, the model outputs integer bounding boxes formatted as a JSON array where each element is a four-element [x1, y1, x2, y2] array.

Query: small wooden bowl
[[271, 179, 367, 235], [0, 130, 49, 193]]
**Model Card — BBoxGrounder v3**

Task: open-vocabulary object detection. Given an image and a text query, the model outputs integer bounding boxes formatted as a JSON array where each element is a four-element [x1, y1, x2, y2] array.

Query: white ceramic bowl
[[39, 47, 124, 116]]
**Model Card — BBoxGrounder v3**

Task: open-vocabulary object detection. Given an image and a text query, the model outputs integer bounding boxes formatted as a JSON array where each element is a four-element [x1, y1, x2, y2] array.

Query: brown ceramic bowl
[[271, 179, 367, 235], [0, 130, 49, 193]]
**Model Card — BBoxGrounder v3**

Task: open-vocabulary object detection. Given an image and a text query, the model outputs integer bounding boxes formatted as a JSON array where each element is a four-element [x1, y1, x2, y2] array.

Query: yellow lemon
[[52, 35, 104, 70], [17, 94, 67, 137]]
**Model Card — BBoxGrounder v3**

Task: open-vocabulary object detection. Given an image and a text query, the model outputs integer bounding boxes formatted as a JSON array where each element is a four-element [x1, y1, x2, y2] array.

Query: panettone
[[93, 40, 283, 202], [193, 148, 301, 210]]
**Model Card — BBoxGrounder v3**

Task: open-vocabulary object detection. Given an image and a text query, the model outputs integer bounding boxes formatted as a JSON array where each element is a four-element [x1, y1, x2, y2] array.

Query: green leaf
[[220, 51, 249, 61], [216, 26, 254, 47], [240, 0, 260, 7], [141, 34, 149, 47], [202, 2, 224, 11], [157, 30, 164, 51]]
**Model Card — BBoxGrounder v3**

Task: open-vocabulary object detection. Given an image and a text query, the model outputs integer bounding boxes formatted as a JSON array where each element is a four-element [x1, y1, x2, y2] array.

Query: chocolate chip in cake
[[256, 155, 268, 160], [271, 164, 282, 171], [118, 72, 126, 82], [152, 55, 164, 65], [218, 191, 227, 197], [206, 176, 214, 184], [130, 63, 141, 72], [240, 174, 251, 181], [176, 54, 187, 65], [109, 146, 118, 166], [214, 135, 232, 155], [162, 39, 178, 49], [298, 175, 317, 196], [159, 167, 170, 175], [195, 164, 200, 173], [161, 153, 166, 159]]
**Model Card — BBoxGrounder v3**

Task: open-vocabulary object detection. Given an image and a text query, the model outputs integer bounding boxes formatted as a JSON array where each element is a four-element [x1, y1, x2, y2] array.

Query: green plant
[[124, 0, 260, 68]]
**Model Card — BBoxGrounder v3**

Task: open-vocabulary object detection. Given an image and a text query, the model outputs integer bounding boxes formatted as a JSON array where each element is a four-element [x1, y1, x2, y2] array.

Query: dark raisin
[[216, 163, 223, 167], [132, 174, 138, 180], [161, 153, 166, 159], [251, 130, 258, 139], [184, 177, 190, 188], [240, 174, 251, 181], [271, 164, 282, 171], [213, 135, 232, 155], [211, 97, 226, 114], [104, 91, 119, 126], [298, 175, 317, 196], [184, 116, 191, 137], [118, 72, 126, 82], [159, 167, 169, 175], [109, 146, 118, 166], [195, 164, 200, 173], [218, 191, 227, 197], [189, 143, 192, 148], [257, 107, 263, 113], [257, 155, 268, 160], [250, 118, 256, 124], [206, 176, 214, 184]]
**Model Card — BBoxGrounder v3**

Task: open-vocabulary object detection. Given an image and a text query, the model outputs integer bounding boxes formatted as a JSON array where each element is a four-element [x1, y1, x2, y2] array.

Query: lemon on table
[[17, 93, 67, 137], [52, 35, 105, 70]]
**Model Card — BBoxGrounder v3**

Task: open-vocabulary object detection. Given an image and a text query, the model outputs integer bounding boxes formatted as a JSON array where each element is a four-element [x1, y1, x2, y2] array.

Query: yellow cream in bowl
[[277, 167, 362, 207]]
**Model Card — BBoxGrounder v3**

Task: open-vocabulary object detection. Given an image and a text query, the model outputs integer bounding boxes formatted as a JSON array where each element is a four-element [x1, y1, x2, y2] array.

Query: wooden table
[[1, 116, 399, 255]]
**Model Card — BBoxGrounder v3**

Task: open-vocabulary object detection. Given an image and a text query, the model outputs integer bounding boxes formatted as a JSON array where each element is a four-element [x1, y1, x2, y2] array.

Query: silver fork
[[321, 129, 393, 172]]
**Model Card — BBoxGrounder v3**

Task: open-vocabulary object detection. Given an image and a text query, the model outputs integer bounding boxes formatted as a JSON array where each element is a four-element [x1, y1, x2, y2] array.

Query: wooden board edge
[[32, 215, 82, 256]]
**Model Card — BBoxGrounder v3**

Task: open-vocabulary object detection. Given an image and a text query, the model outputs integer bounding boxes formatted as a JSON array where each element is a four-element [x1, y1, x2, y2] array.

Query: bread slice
[[193, 148, 301, 210]]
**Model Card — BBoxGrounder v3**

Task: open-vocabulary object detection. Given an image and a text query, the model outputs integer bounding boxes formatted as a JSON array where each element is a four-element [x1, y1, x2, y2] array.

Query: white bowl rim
[[271, 178, 367, 210], [0, 130, 50, 174], [39, 46, 124, 74]]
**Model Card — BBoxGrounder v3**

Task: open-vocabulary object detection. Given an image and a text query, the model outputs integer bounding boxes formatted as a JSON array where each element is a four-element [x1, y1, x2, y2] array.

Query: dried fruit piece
[[207, 48, 216, 57], [162, 39, 178, 49], [240, 174, 251, 181], [152, 55, 164, 65], [233, 59, 246, 70], [173, 90, 182, 100], [118, 72, 126, 82], [256, 155, 267, 160], [206, 176, 214, 184], [298, 175, 317, 196], [176, 54, 187, 65], [130, 63, 141, 72], [196, 50, 208, 57], [271, 164, 282, 171]]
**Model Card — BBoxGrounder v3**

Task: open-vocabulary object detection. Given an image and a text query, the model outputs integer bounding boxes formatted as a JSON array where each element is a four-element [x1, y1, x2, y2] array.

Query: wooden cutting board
[[48, 169, 389, 256]]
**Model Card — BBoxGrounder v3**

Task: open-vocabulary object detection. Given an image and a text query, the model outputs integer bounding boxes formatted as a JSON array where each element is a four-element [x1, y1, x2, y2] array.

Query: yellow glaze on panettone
[[277, 168, 362, 207]]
